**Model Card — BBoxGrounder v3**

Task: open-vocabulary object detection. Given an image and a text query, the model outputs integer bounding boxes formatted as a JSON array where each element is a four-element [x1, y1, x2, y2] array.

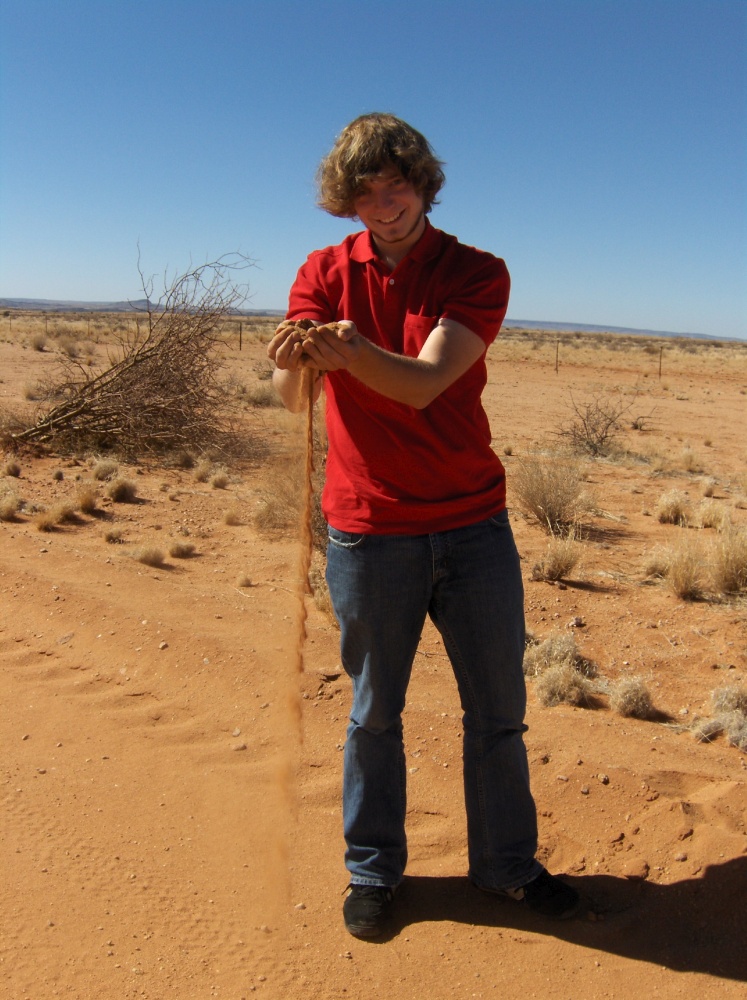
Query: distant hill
[[502, 319, 726, 342], [0, 298, 733, 341], [0, 297, 283, 317]]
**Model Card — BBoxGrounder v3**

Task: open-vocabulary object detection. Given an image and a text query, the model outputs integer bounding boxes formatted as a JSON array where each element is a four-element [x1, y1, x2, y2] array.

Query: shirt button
[[388, 278, 395, 285]]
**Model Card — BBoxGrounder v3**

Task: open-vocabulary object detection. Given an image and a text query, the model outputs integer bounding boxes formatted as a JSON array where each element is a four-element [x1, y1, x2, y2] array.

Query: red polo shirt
[[287, 220, 509, 534]]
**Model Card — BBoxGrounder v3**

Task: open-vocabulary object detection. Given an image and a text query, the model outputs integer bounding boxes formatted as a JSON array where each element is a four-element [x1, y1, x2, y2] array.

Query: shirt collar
[[350, 217, 443, 265]]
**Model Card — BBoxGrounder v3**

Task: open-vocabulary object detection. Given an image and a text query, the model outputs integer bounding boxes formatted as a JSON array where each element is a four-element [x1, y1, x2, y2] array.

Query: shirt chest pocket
[[402, 314, 438, 356]]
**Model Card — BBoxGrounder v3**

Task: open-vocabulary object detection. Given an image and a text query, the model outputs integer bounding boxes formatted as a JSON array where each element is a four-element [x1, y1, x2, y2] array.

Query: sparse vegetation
[[4, 255, 254, 456], [531, 531, 583, 582], [512, 455, 592, 535], [656, 489, 690, 525], [560, 390, 634, 457], [92, 459, 118, 481], [106, 478, 138, 503], [711, 526, 747, 595], [169, 541, 196, 558], [609, 677, 656, 719], [131, 546, 166, 567], [2, 458, 21, 477]]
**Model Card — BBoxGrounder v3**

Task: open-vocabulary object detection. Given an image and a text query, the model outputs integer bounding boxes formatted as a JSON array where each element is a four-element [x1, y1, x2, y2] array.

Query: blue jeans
[[325, 510, 541, 892]]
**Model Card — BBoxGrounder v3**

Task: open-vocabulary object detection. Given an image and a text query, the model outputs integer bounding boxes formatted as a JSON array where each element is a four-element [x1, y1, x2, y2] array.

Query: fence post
[[239, 321, 242, 351], [555, 338, 559, 373], [659, 345, 663, 380]]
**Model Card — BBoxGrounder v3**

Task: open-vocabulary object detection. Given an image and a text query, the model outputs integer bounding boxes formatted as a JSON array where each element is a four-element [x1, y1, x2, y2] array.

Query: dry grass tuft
[[194, 459, 213, 483], [0, 490, 21, 521], [666, 535, 706, 600], [642, 546, 671, 579], [131, 546, 165, 567], [710, 526, 747, 595], [2, 459, 21, 477], [711, 685, 747, 715], [655, 489, 690, 525], [210, 472, 229, 489], [92, 459, 118, 481], [106, 478, 138, 503], [698, 498, 729, 530], [512, 455, 593, 535], [76, 484, 98, 514], [535, 664, 593, 707], [104, 527, 124, 544], [531, 531, 583, 581], [224, 508, 242, 526], [609, 677, 656, 719], [168, 541, 196, 558], [236, 573, 254, 588]]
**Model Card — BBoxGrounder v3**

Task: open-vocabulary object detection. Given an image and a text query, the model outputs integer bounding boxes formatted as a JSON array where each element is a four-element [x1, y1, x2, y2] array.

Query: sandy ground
[[1, 323, 746, 999]]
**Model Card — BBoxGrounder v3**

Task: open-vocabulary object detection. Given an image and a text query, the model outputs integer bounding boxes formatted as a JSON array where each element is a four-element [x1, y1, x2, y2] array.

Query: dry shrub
[[104, 527, 123, 544], [52, 469, 64, 481], [523, 632, 596, 680], [642, 546, 670, 579], [76, 484, 98, 514], [194, 459, 213, 483], [531, 531, 582, 582], [131, 546, 165, 567], [710, 526, 747, 595], [692, 710, 747, 752], [92, 459, 118, 481], [656, 489, 690, 525], [106, 478, 138, 503], [535, 664, 592, 707], [33, 508, 61, 532], [210, 471, 229, 489], [609, 677, 656, 719], [702, 478, 716, 498], [246, 384, 283, 408], [711, 685, 747, 715], [2, 459, 21, 477], [224, 508, 242, 526], [560, 390, 634, 457], [512, 455, 592, 535], [667, 535, 706, 600], [169, 541, 195, 558], [6, 256, 253, 456], [30, 333, 47, 351], [698, 498, 729, 530], [0, 491, 20, 521], [679, 446, 704, 474], [236, 573, 254, 588]]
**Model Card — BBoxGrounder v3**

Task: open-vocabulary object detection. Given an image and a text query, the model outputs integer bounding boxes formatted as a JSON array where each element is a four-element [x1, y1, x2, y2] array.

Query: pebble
[[232, 743, 248, 752], [598, 774, 610, 785], [674, 852, 688, 862], [159, 641, 168, 650], [580, 786, 590, 795], [232, 727, 241, 737]]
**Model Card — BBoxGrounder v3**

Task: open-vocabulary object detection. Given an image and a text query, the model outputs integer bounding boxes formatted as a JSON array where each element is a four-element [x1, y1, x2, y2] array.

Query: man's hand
[[267, 319, 360, 372]]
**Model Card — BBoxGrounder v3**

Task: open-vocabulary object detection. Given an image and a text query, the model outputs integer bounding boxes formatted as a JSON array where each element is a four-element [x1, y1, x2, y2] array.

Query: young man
[[268, 112, 580, 937]]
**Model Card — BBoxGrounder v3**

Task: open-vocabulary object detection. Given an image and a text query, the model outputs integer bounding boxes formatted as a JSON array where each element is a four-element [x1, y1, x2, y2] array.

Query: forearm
[[272, 366, 323, 413], [346, 339, 445, 410]]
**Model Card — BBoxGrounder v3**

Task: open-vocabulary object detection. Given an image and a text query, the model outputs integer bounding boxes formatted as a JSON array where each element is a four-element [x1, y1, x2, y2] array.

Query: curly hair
[[317, 112, 445, 218]]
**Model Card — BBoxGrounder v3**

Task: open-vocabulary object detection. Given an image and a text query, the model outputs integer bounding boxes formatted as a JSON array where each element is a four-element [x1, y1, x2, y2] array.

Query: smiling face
[[352, 167, 426, 264]]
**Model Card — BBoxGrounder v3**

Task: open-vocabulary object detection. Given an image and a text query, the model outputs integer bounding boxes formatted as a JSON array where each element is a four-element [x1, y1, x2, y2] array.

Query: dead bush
[[512, 455, 592, 535], [609, 677, 656, 719], [667, 535, 706, 600], [710, 526, 747, 595], [0, 491, 21, 521], [531, 531, 583, 582], [656, 489, 691, 525], [535, 664, 593, 707], [2, 459, 21, 477], [6, 255, 253, 456], [106, 478, 138, 503], [92, 459, 118, 481], [559, 390, 634, 457], [169, 541, 196, 558], [131, 546, 165, 567]]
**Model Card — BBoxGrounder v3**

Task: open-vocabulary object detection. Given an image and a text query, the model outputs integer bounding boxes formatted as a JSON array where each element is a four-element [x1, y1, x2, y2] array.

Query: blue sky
[[1, 0, 745, 338]]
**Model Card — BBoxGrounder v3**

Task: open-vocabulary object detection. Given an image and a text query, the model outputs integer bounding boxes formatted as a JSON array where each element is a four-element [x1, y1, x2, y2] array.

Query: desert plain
[[1, 312, 746, 1000]]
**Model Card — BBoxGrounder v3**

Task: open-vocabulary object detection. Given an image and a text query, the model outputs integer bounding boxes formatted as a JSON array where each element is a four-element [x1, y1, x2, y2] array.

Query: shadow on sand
[[375, 856, 746, 981]]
